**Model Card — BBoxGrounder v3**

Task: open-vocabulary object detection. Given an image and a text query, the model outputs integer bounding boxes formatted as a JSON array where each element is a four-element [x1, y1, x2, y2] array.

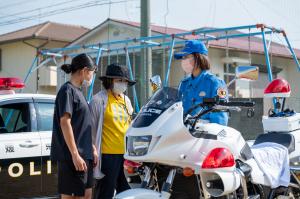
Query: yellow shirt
[[102, 91, 130, 154]]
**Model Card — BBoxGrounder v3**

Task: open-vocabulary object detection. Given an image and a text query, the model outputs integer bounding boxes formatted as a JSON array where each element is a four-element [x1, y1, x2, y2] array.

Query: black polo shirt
[[51, 82, 93, 161]]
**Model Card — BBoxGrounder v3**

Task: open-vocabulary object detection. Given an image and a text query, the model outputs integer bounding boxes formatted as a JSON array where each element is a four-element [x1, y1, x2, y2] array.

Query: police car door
[[0, 99, 42, 198], [33, 98, 56, 196]]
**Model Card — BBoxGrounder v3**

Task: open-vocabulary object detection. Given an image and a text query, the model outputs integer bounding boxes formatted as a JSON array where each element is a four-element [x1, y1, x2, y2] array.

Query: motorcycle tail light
[[202, 148, 235, 169], [124, 159, 142, 174]]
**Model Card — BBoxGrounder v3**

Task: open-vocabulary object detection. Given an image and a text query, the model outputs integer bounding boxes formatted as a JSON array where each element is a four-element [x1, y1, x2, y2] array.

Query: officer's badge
[[199, 91, 206, 97], [217, 88, 227, 98]]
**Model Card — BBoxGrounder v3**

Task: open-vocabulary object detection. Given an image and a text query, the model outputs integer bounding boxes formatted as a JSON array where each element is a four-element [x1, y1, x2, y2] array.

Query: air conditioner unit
[[222, 57, 250, 65], [39, 66, 57, 86]]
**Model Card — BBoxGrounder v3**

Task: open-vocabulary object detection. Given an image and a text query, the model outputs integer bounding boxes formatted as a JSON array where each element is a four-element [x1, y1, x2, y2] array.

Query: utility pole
[[140, 0, 152, 105]]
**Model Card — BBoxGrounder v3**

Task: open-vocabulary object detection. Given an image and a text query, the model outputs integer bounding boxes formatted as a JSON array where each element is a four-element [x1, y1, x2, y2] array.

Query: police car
[[0, 77, 57, 198]]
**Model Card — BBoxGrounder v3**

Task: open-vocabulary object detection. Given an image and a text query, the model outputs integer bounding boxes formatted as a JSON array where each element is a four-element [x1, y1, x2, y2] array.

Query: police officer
[[174, 40, 229, 126], [163, 40, 229, 199]]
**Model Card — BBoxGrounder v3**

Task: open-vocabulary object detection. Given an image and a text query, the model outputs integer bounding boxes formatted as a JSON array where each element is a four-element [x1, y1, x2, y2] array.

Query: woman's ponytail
[[61, 64, 73, 74]]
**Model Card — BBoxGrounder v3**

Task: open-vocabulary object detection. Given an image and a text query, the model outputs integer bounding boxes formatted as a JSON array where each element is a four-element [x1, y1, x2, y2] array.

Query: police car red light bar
[[0, 77, 25, 90]]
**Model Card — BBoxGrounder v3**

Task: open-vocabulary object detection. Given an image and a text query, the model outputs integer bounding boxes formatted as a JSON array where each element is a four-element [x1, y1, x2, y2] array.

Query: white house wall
[[0, 39, 68, 94], [0, 42, 37, 93], [285, 58, 300, 112]]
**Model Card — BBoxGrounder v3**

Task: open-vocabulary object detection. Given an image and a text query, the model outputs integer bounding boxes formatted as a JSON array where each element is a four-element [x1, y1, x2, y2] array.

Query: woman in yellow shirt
[[90, 63, 136, 199]]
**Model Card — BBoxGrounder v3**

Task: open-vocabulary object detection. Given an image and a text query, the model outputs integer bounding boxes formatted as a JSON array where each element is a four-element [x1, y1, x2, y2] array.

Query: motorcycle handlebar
[[184, 97, 255, 121], [185, 98, 255, 129], [202, 97, 255, 107], [218, 101, 255, 107]]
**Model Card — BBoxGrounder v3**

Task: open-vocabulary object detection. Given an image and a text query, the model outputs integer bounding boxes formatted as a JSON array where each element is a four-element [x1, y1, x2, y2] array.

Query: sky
[[0, 0, 300, 49]]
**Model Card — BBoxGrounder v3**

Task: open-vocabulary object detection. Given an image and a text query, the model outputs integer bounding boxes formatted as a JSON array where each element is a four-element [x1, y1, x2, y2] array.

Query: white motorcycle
[[115, 83, 300, 199]]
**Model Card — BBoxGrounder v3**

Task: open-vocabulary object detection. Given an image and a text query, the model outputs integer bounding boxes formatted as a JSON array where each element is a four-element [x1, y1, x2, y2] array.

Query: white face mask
[[181, 57, 194, 74], [82, 77, 93, 87], [82, 69, 93, 87], [113, 82, 128, 94]]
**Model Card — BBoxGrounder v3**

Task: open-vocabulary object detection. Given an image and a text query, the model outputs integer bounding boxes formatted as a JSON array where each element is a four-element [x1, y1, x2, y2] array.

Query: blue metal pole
[[164, 37, 176, 86], [282, 33, 300, 71], [43, 24, 261, 54], [206, 31, 273, 42], [264, 25, 282, 33], [125, 48, 140, 112], [261, 28, 277, 109], [87, 47, 103, 102], [61, 30, 274, 58], [261, 29, 273, 81], [23, 55, 38, 85]]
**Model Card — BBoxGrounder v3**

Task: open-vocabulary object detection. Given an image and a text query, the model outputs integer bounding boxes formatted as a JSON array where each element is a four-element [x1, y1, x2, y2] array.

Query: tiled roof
[[0, 21, 89, 44]]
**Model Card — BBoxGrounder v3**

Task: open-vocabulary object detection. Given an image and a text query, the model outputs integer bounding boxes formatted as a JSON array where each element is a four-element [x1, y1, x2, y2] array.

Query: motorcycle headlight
[[127, 135, 152, 156]]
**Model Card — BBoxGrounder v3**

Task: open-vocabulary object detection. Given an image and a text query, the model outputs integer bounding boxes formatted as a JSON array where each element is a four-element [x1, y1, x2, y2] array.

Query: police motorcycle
[[115, 83, 258, 199], [116, 82, 300, 199], [115, 66, 300, 199]]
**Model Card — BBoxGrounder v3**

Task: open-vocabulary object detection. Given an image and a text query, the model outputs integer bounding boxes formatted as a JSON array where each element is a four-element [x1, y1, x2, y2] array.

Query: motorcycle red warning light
[[202, 148, 235, 169], [264, 78, 291, 98]]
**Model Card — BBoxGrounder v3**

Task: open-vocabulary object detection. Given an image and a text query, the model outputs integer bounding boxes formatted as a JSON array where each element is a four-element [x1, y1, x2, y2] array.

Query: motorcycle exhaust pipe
[[236, 168, 248, 199], [201, 170, 241, 197], [140, 166, 151, 188], [161, 169, 177, 199]]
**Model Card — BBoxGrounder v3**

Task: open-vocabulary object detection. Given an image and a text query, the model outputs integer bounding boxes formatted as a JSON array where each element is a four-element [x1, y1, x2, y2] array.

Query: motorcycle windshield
[[132, 87, 180, 128]]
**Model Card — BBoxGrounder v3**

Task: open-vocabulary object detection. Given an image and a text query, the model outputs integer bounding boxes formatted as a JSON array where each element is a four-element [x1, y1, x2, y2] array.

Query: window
[[36, 103, 54, 131], [0, 103, 30, 133]]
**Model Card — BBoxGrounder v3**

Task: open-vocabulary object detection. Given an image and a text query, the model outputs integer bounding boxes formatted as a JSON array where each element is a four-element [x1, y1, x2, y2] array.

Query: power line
[[124, 0, 132, 21], [0, 0, 137, 27], [163, 0, 169, 34], [237, 0, 259, 23], [0, 0, 40, 22], [256, 0, 300, 30], [0, 0, 40, 10], [211, 0, 216, 28], [0, 0, 88, 21]]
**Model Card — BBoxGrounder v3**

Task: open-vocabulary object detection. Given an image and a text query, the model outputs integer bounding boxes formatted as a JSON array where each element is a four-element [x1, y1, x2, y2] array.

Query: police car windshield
[[145, 87, 180, 110]]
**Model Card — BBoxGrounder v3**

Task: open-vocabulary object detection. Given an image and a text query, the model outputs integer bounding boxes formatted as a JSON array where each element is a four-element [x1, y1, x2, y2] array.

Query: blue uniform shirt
[[179, 70, 229, 126]]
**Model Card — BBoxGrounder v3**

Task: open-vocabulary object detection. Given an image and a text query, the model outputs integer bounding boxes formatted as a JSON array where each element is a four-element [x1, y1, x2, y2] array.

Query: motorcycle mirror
[[236, 66, 259, 81], [227, 66, 259, 87], [150, 75, 162, 92]]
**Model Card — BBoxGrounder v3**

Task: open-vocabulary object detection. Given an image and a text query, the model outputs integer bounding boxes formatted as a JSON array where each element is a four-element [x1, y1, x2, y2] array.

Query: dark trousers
[[94, 154, 130, 199]]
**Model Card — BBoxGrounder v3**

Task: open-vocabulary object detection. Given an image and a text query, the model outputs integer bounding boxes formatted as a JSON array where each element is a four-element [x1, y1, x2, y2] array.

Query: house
[[65, 18, 300, 113], [0, 21, 89, 94]]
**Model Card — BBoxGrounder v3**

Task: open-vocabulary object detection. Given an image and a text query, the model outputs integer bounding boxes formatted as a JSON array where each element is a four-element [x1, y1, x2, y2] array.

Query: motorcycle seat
[[253, 132, 295, 154]]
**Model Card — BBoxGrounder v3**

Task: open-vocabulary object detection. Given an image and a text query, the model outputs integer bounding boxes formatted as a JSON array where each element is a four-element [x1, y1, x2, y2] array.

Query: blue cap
[[174, 40, 208, 59]]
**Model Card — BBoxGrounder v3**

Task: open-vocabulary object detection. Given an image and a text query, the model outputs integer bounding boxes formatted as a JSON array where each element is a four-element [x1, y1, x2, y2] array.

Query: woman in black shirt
[[51, 53, 98, 199]]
